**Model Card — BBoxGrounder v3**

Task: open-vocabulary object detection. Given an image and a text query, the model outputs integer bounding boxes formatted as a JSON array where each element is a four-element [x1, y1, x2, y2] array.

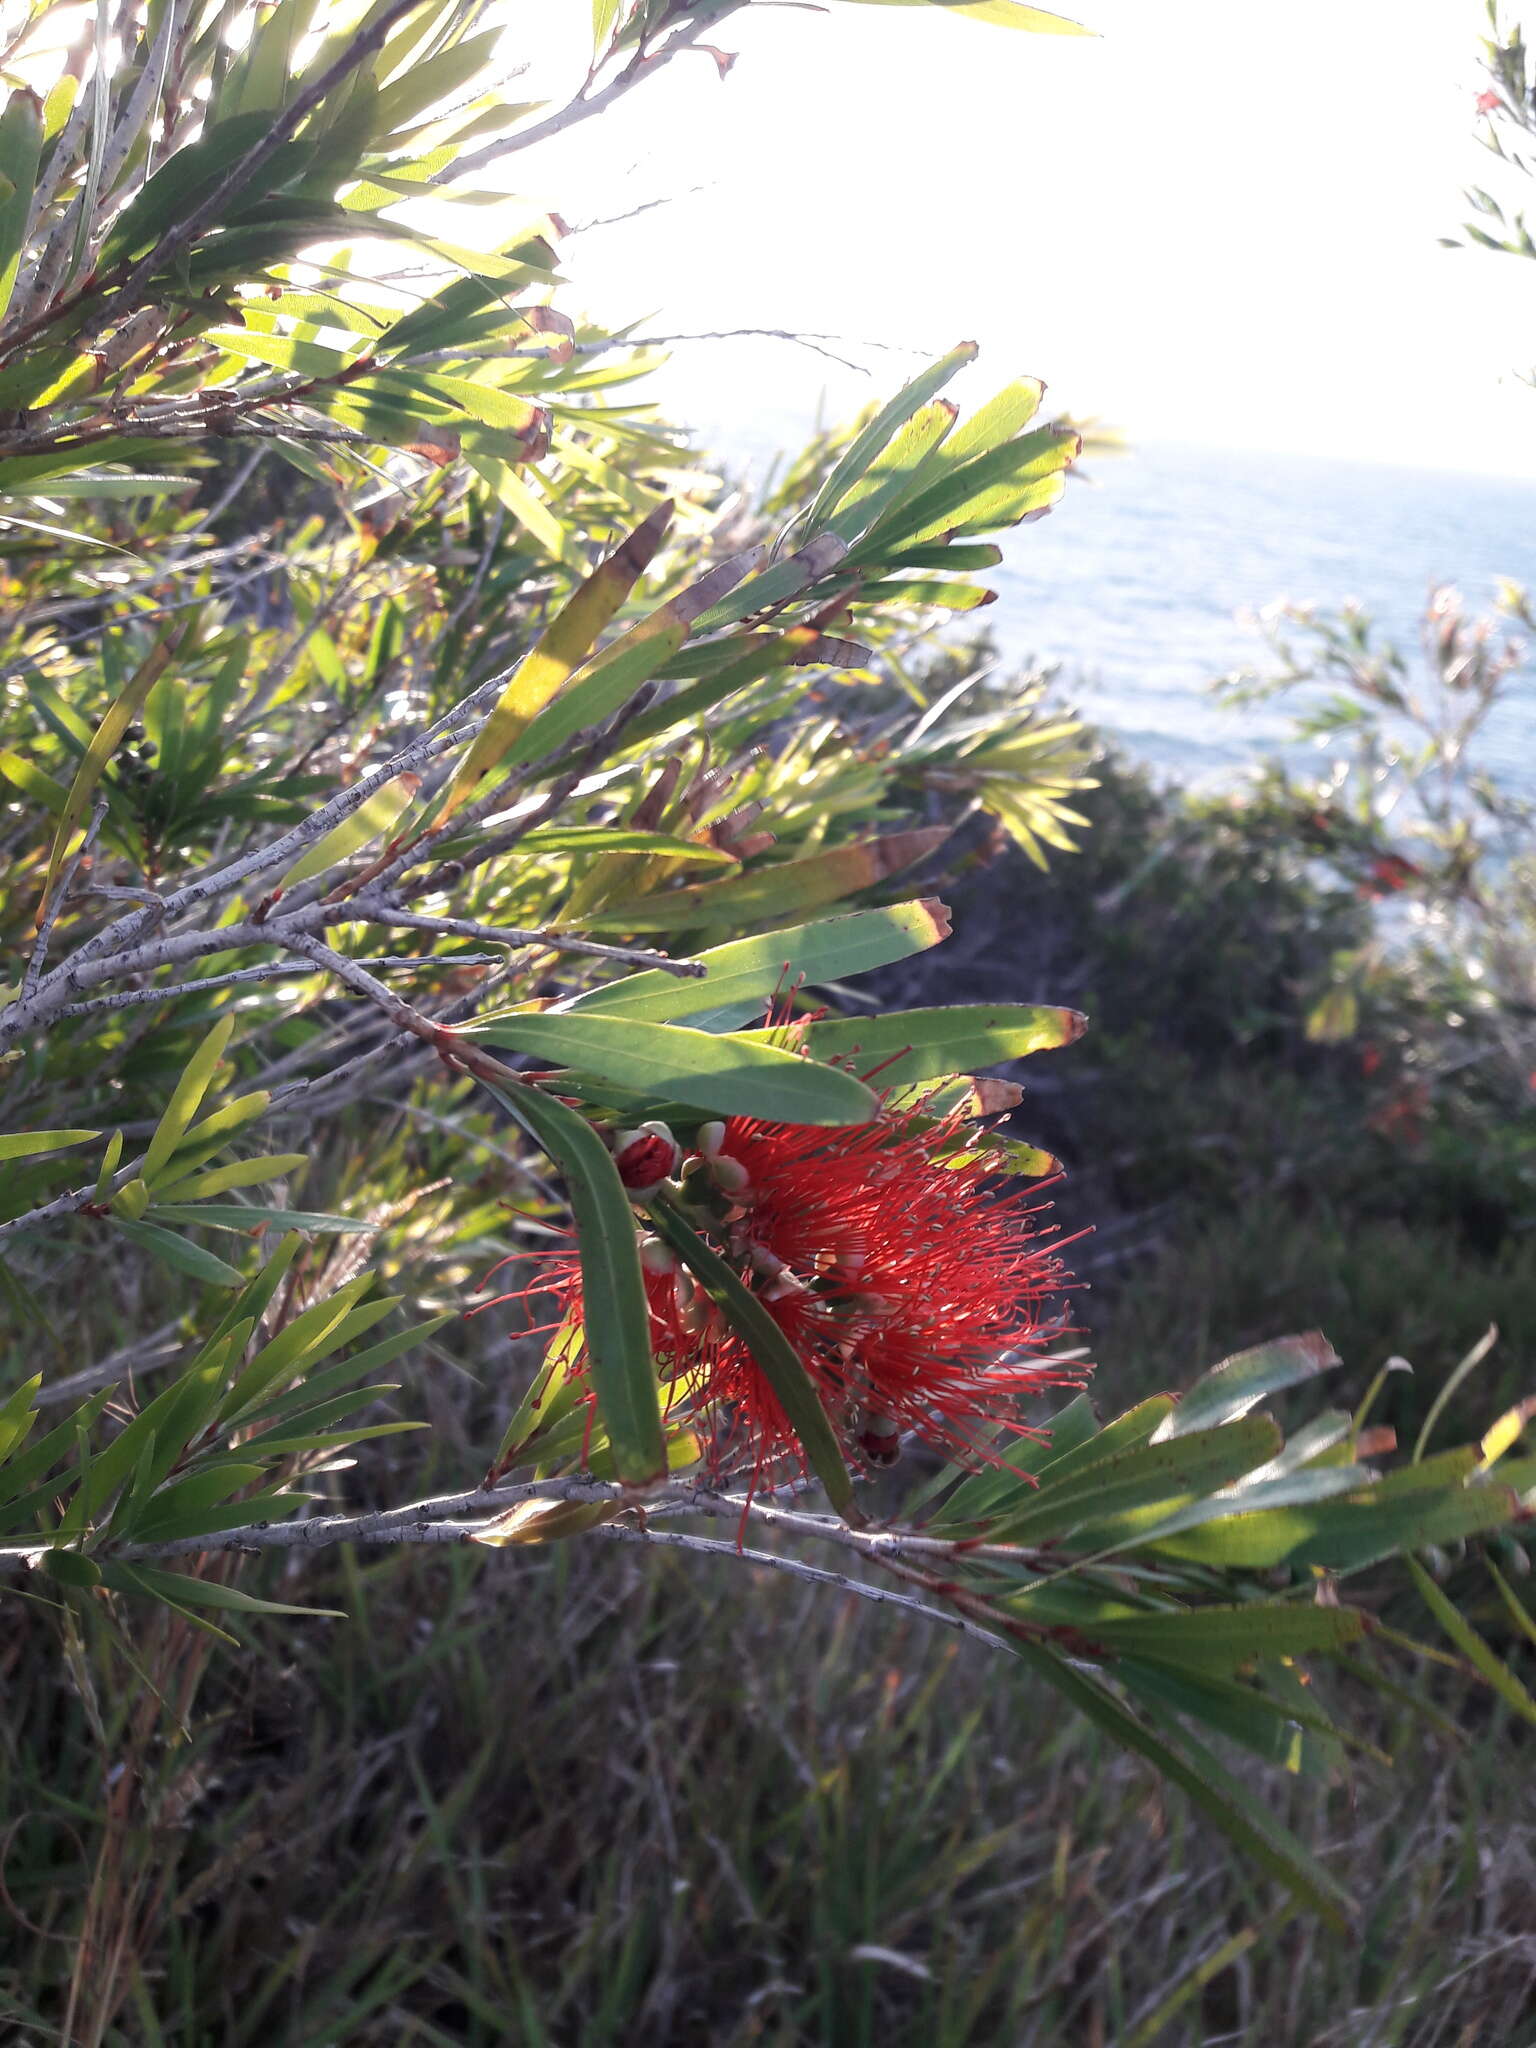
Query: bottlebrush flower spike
[[483, 1092, 1086, 1491], [695, 1102, 1085, 1475]]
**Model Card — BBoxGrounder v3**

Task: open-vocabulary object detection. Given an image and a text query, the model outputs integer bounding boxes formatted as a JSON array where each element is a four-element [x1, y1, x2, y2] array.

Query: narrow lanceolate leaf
[[561, 900, 953, 1025], [142, 1017, 236, 1183], [484, 1080, 665, 1488], [853, 424, 1080, 554], [1010, 1646, 1354, 1929], [150, 1155, 308, 1202], [439, 500, 674, 819], [988, 1417, 1283, 1546], [1074, 1603, 1368, 1673], [1154, 1333, 1341, 1441], [113, 1220, 246, 1288], [826, 399, 959, 544], [0, 91, 42, 322], [509, 544, 768, 772], [104, 1562, 344, 1624], [1408, 1556, 1536, 1729], [688, 535, 849, 633], [648, 1194, 855, 1517], [0, 1130, 99, 1161], [40, 625, 190, 923], [747, 1003, 1087, 1090], [468, 1015, 877, 1127], [0, 1375, 40, 1465], [802, 341, 978, 536], [278, 772, 420, 890], [581, 830, 949, 932], [838, 0, 1089, 32]]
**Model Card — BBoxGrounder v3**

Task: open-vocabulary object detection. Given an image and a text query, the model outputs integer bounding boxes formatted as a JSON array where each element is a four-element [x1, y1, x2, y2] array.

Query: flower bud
[[710, 1153, 751, 1196], [612, 1121, 681, 1196], [696, 1120, 727, 1158], [856, 1412, 902, 1470], [638, 1234, 680, 1276]]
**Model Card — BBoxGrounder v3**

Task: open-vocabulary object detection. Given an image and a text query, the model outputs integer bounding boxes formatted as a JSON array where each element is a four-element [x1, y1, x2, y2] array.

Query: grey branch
[[432, 5, 750, 186], [48, 954, 507, 1022], [22, 799, 108, 1000], [350, 900, 704, 977], [9, 1475, 1019, 1657]]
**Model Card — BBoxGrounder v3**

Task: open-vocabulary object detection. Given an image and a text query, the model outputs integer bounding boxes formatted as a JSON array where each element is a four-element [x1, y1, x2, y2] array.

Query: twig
[[430, 5, 750, 186], [349, 901, 704, 978], [48, 954, 506, 1023], [22, 800, 108, 999], [0, 697, 493, 1048], [586, 1524, 1018, 1655]]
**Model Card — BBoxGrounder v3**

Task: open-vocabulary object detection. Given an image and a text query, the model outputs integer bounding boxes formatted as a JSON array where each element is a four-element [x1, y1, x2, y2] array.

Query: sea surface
[[708, 423, 1536, 800], [985, 441, 1536, 798]]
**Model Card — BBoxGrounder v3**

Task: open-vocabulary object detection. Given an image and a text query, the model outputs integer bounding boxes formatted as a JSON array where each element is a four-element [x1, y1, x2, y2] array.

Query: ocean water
[[985, 441, 1536, 797], [705, 415, 1536, 799]]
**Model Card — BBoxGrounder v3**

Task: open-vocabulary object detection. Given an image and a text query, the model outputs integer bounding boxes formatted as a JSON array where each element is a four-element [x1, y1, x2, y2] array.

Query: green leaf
[[1147, 1476, 1515, 1571], [1009, 1645, 1354, 1927], [278, 772, 420, 890], [826, 399, 959, 544], [147, 1203, 369, 1234], [579, 830, 949, 932], [0, 91, 42, 322], [439, 503, 671, 812], [153, 1155, 308, 1201], [517, 826, 735, 863], [507, 545, 768, 772], [1407, 1555, 1536, 1729], [1156, 1333, 1341, 1440], [141, 1016, 236, 1183], [483, 1080, 665, 1488], [104, 1561, 343, 1622], [218, 1283, 391, 1422], [0, 1130, 99, 1161], [469, 1015, 877, 1127], [562, 900, 953, 1024], [746, 1002, 1087, 1090], [0, 1375, 41, 1466], [855, 424, 1079, 552], [124, 1463, 269, 1542], [1076, 1602, 1367, 1673], [988, 1417, 1282, 1545], [113, 1220, 246, 1287], [802, 341, 978, 535], [41, 625, 189, 922], [45, 1547, 103, 1589], [647, 1193, 855, 1517]]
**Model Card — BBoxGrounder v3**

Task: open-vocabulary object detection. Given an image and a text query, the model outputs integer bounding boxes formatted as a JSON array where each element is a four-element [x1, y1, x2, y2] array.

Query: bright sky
[[509, 0, 1536, 477]]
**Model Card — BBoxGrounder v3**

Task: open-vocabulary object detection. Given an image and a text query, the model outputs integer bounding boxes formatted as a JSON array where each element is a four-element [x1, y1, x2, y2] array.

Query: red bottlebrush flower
[[481, 1098, 1085, 1491], [696, 1104, 1083, 1477], [1477, 88, 1503, 114]]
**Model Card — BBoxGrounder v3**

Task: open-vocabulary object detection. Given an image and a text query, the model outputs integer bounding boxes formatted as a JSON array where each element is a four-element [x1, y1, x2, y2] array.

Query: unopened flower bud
[[696, 1120, 727, 1158], [639, 1234, 680, 1276], [710, 1154, 751, 1196], [856, 1412, 903, 1469], [612, 1121, 682, 1196]]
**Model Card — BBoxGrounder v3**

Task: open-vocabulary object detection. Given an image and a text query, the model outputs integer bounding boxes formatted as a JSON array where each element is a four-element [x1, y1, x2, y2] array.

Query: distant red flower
[[1361, 851, 1422, 898], [1477, 89, 1503, 114]]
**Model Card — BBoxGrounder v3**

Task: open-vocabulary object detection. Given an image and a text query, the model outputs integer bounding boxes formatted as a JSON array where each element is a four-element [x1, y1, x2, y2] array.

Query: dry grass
[[5, 1397, 1536, 2047]]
